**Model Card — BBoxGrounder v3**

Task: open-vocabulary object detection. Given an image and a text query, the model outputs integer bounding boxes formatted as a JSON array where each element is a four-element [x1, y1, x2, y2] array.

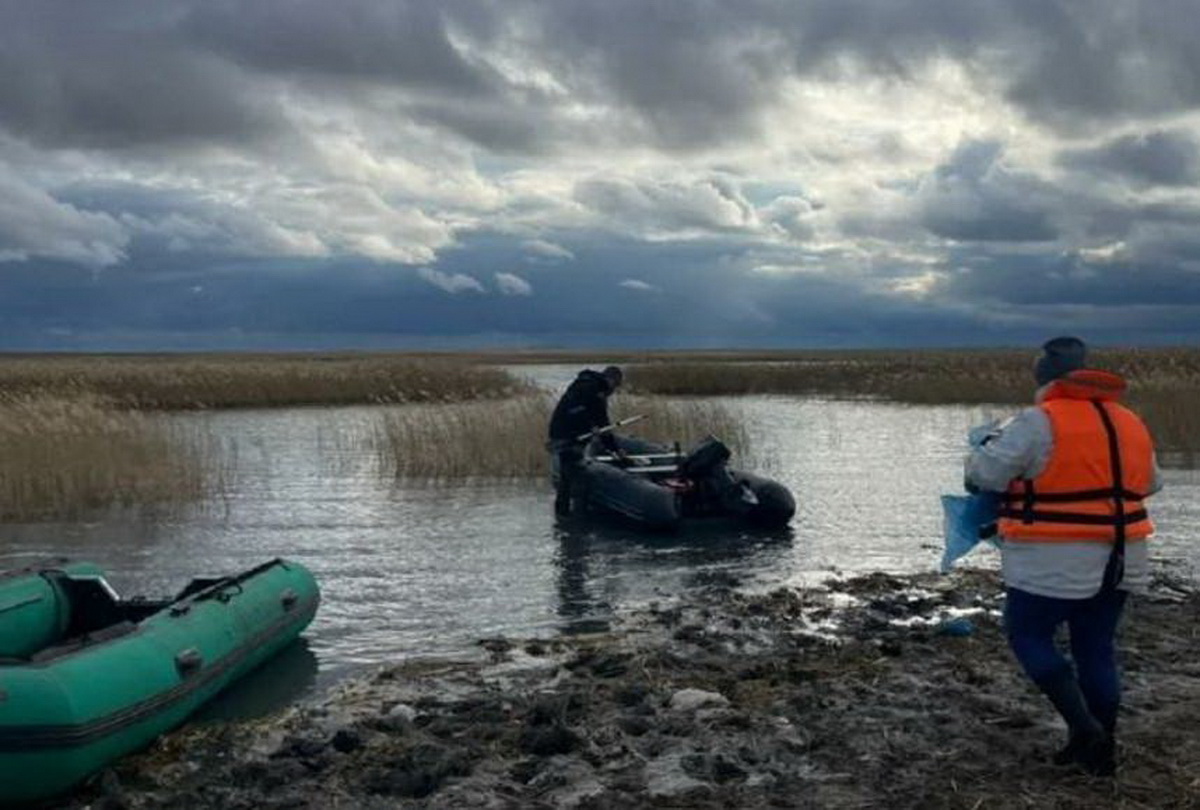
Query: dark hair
[[602, 365, 623, 388]]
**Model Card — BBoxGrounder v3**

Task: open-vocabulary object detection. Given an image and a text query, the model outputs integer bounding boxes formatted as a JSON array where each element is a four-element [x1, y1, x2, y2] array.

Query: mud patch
[[65, 568, 1200, 809]]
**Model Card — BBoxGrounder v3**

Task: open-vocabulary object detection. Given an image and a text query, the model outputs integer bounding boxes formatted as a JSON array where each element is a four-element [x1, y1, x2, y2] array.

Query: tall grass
[[0, 394, 218, 522], [626, 349, 1200, 451], [0, 354, 532, 410], [375, 395, 750, 480]]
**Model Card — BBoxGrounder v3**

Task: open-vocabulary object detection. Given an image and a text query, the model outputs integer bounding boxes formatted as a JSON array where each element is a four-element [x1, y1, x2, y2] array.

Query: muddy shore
[[70, 568, 1200, 810]]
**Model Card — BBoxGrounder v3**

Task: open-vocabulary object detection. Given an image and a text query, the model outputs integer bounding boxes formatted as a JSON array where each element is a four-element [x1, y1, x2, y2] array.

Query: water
[[3, 370, 1199, 709]]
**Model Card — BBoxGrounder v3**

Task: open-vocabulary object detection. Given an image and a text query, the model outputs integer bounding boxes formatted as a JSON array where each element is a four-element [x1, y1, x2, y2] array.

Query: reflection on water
[[553, 516, 794, 634], [3, 380, 1199, 713], [195, 639, 319, 722]]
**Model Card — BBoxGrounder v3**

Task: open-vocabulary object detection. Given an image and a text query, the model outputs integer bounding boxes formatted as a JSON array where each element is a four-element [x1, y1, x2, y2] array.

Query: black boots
[[1039, 668, 1115, 776], [1052, 731, 1115, 776]]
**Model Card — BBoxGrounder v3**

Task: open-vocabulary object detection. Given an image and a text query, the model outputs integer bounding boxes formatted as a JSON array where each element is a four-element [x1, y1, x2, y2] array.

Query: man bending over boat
[[548, 365, 626, 516]]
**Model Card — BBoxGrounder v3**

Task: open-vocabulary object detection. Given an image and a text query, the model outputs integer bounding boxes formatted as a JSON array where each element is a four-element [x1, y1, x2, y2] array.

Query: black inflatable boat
[[554, 435, 795, 531]]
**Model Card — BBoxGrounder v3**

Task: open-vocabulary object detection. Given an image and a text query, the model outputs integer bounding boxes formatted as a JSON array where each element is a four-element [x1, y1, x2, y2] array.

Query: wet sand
[[71, 568, 1200, 810]]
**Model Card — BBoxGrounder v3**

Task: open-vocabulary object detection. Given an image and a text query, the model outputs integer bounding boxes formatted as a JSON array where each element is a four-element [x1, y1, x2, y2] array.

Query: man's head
[[1033, 336, 1088, 387], [602, 365, 623, 393]]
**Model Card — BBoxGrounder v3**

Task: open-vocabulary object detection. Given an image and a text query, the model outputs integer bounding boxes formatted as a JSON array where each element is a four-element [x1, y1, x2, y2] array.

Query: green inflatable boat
[[0, 557, 319, 804]]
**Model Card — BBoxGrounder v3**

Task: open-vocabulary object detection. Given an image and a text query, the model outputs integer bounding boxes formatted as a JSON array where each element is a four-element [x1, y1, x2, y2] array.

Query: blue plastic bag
[[940, 492, 1001, 573]]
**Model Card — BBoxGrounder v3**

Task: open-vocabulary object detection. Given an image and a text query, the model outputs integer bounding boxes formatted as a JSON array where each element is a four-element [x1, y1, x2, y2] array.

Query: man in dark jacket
[[548, 365, 624, 515]]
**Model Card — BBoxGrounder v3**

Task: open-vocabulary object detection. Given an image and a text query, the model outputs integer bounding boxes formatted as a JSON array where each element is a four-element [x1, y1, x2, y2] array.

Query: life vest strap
[[997, 507, 1149, 526], [998, 487, 1147, 504]]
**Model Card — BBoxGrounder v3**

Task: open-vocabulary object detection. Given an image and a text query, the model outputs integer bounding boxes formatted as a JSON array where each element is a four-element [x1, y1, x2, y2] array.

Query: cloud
[[574, 175, 757, 238], [5, 1, 1200, 346], [417, 267, 485, 294], [522, 238, 574, 262], [1058, 129, 1200, 188], [619, 279, 656, 292], [916, 140, 1060, 243], [495, 271, 533, 295], [0, 164, 129, 267]]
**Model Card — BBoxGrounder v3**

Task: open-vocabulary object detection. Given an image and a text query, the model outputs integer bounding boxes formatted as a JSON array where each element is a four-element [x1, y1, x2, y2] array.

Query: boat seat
[[29, 621, 138, 663]]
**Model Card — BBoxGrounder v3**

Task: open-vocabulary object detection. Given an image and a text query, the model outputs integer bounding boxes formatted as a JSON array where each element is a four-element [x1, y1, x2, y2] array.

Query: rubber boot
[[554, 487, 571, 516], [1038, 669, 1111, 775], [1053, 717, 1117, 772]]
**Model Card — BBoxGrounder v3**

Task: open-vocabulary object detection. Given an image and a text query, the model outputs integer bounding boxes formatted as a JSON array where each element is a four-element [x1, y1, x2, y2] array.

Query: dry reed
[[0, 393, 218, 522], [375, 394, 750, 480], [626, 348, 1200, 451], [0, 354, 531, 410]]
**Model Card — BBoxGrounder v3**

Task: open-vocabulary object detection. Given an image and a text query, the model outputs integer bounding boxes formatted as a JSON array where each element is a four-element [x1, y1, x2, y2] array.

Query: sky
[[3, 0, 1200, 350]]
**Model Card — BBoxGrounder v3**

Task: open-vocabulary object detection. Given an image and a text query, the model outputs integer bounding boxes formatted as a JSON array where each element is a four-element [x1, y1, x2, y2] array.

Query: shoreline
[[71, 568, 1200, 809]]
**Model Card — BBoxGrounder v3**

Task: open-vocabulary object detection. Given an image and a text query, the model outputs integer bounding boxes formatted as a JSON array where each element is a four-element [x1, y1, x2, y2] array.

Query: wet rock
[[617, 715, 652, 737], [364, 743, 472, 798], [672, 624, 707, 643], [330, 728, 363, 754], [524, 640, 547, 656], [527, 694, 582, 725], [669, 688, 730, 712], [614, 682, 650, 707], [682, 752, 749, 784], [270, 735, 326, 760], [509, 757, 544, 784], [233, 758, 310, 791], [519, 723, 581, 757], [645, 753, 710, 799], [529, 758, 605, 807], [588, 653, 629, 678], [94, 769, 129, 810]]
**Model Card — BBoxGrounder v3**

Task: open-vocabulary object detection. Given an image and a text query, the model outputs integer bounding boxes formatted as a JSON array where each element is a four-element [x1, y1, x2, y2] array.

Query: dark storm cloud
[[5, 1, 1200, 348], [0, 3, 282, 149], [1058, 130, 1200, 188], [4, 1, 1200, 154], [934, 244, 1200, 310], [917, 141, 1059, 243], [1003, 0, 1200, 126], [182, 0, 496, 96]]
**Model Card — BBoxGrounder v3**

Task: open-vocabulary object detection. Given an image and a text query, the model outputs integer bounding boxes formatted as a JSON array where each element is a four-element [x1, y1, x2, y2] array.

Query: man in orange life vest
[[965, 336, 1161, 776]]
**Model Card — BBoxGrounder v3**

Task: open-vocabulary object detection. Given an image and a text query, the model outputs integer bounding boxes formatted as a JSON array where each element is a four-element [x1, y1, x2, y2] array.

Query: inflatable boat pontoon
[[0, 557, 319, 803], [556, 435, 795, 531]]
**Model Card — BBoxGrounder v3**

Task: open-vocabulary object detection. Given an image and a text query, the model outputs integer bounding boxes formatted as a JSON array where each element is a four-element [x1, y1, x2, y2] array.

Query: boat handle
[[175, 648, 204, 678], [280, 588, 299, 612], [216, 583, 244, 603]]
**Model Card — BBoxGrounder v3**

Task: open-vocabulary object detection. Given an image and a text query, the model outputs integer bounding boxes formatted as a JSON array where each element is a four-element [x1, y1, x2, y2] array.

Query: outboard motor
[[678, 436, 731, 480], [679, 436, 751, 517]]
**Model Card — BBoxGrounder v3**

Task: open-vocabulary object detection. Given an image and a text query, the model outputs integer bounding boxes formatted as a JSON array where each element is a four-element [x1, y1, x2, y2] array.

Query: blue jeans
[[1004, 586, 1128, 732]]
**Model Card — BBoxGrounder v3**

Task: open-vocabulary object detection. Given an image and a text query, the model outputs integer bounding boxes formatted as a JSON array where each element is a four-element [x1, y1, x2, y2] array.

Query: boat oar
[[575, 413, 647, 443]]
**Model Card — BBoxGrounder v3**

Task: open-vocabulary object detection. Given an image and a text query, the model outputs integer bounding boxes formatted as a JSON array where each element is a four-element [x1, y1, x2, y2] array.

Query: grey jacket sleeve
[[964, 407, 1052, 493]]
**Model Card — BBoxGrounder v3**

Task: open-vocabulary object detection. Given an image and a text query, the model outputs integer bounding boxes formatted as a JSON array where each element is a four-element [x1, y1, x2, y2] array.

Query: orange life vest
[[997, 369, 1155, 544]]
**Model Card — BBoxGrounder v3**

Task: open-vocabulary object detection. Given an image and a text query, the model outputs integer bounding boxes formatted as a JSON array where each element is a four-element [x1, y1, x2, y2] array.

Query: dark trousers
[[552, 446, 584, 514], [1004, 586, 1128, 733]]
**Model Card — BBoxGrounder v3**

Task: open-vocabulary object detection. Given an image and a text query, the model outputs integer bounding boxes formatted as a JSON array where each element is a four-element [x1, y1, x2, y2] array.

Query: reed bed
[[626, 348, 1200, 451], [0, 354, 531, 410], [0, 394, 218, 522], [375, 394, 749, 480]]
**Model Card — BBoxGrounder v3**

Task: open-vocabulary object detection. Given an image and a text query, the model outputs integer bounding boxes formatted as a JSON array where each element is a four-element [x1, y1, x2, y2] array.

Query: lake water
[[3, 366, 1198, 710]]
